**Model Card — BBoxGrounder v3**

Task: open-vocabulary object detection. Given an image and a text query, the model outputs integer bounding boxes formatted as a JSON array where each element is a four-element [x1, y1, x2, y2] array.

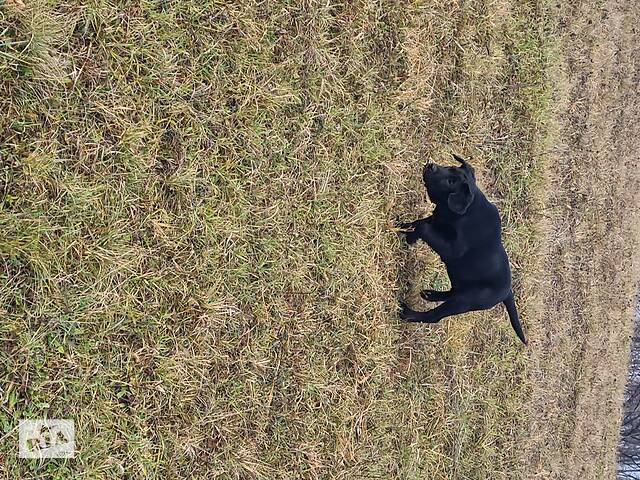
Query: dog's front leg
[[414, 222, 462, 258]]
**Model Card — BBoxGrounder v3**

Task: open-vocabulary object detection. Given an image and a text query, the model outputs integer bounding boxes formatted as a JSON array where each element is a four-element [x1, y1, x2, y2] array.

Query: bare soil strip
[[524, 1, 640, 478]]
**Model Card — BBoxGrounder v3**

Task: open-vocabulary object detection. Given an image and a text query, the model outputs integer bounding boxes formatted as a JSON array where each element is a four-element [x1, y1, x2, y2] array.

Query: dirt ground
[[523, 1, 640, 478]]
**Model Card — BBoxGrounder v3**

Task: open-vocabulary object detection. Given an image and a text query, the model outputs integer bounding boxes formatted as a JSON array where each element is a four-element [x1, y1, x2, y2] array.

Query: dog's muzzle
[[424, 163, 437, 173], [423, 163, 437, 183]]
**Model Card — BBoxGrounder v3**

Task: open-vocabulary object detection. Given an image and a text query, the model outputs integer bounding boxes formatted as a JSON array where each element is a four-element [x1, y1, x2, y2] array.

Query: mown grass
[[1, 0, 549, 478]]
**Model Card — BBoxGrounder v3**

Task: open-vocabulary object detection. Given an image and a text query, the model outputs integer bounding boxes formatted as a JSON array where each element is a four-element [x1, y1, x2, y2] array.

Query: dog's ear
[[447, 181, 474, 215], [452, 153, 475, 180], [452, 153, 468, 166]]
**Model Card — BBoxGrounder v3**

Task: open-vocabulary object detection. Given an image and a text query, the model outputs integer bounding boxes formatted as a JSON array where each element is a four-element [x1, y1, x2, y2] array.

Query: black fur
[[398, 154, 526, 345]]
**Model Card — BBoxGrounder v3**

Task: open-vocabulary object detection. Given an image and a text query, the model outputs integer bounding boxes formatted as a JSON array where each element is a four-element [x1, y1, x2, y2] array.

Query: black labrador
[[398, 154, 526, 345]]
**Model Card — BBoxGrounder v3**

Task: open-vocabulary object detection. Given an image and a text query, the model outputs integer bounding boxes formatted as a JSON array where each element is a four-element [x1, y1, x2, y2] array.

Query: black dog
[[398, 154, 526, 345]]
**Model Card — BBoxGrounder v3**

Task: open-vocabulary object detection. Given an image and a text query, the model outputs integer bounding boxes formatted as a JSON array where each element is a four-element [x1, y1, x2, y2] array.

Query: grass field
[[1, 0, 551, 478]]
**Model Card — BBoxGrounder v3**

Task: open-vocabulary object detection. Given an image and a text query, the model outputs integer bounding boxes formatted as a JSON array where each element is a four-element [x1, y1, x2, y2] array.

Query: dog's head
[[423, 154, 477, 215]]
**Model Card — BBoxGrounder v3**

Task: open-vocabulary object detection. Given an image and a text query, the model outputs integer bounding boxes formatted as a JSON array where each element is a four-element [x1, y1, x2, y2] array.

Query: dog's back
[[439, 191, 512, 303]]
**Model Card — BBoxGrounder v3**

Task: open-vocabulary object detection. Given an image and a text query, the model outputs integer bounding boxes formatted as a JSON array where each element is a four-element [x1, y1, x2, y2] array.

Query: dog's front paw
[[396, 220, 415, 231], [396, 220, 420, 244]]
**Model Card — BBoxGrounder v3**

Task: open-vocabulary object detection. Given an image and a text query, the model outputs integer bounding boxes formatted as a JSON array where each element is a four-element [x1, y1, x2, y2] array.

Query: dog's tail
[[503, 291, 527, 345]]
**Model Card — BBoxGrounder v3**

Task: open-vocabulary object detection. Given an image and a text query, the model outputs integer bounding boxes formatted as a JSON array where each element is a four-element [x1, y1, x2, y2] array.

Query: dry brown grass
[[522, 1, 640, 478]]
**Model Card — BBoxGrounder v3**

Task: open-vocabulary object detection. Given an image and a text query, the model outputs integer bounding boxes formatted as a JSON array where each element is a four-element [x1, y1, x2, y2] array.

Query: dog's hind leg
[[400, 297, 469, 323], [420, 289, 452, 302]]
